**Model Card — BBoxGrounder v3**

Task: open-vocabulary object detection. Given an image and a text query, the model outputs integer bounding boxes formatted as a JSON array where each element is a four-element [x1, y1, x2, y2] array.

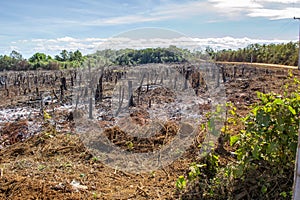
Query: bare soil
[[0, 64, 298, 199]]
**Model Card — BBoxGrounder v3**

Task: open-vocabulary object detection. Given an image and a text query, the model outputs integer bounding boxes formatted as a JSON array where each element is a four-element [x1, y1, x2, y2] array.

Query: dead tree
[[5, 79, 9, 97], [184, 68, 191, 90], [89, 97, 93, 119], [221, 66, 226, 83], [115, 86, 125, 116], [95, 73, 103, 103], [60, 85, 64, 102], [61, 77, 67, 90], [233, 66, 237, 78], [137, 73, 146, 105], [128, 80, 135, 107]]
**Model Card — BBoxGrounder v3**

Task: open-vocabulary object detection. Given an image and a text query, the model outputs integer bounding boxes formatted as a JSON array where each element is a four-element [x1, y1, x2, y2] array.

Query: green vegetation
[[178, 73, 300, 199], [0, 49, 85, 71], [0, 42, 298, 70], [0, 46, 203, 70], [86, 46, 194, 66], [213, 42, 299, 66]]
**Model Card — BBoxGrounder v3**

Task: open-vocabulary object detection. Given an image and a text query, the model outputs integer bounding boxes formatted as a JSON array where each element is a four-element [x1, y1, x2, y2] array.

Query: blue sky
[[0, 0, 300, 57]]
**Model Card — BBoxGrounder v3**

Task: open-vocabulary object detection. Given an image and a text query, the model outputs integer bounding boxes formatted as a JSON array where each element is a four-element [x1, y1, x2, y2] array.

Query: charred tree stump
[[221, 66, 226, 83], [217, 67, 220, 88], [61, 77, 67, 90], [36, 87, 39, 97], [95, 74, 103, 102], [233, 66, 236, 78], [128, 80, 135, 107], [146, 73, 150, 92], [174, 75, 178, 90], [115, 86, 125, 116], [89, 97, 93, 119], [242, 66, 245, 77], [184, 69, 191, 90], [5, 81, 9, 97], [148, 99, 151, 108], [137, 73, 145, 105], [52, 89, 58, 100], [60, 85, 64, 102], [71, 76, 74, 87]]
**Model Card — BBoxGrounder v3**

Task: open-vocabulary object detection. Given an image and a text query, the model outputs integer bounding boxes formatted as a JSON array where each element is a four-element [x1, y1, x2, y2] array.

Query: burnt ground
[[0, 64, 299, 199]]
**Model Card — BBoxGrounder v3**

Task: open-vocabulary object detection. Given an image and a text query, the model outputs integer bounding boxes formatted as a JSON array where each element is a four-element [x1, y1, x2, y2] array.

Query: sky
[[0, 0, 300, 58]]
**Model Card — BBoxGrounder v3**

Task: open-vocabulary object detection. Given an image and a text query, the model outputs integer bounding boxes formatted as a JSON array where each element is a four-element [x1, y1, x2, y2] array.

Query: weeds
[[177, 72, 300, 199]]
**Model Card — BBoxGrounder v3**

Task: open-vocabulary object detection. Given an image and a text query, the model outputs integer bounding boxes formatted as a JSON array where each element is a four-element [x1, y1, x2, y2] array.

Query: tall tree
[[10, 50, 22, 60]]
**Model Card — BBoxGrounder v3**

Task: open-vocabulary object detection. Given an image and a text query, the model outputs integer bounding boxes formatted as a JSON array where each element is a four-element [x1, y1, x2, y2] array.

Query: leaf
[[280, 191, 287, 198], [43, 110, 51, 120], [288, 106, 296, 115], [230, 135, 239, 146], [261, 185, 267, 194], [266, 142, 277, 154], [233, 165, 243, 178], [273, 98, 284, 105], [176, 175, 186, 190], [252, 145, 260, 160]]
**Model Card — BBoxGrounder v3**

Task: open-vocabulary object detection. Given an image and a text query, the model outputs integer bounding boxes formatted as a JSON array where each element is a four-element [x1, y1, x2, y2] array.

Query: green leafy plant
[[235, 90, 299, 176], [228, 73, 300, 198], [177, 72, 300, 199], [176, 175, 187, 190], [126, 141, 134, 151]]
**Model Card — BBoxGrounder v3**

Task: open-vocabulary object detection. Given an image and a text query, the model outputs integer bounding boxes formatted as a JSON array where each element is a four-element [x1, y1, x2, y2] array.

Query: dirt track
[[216, 61, 298, 69]]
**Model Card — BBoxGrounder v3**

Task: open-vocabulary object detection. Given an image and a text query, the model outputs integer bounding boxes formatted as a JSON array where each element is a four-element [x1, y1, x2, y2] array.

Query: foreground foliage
[[178, 72, 300, 199]]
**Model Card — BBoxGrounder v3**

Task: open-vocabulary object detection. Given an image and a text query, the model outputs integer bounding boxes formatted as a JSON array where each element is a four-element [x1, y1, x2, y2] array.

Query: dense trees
[[0, 42, 298, 71], [0, 49, 85, 71], [214, 42, 299, 66], [0, 52, 29, 71], [55, 50, 83, 62], [88, 46, 190, 66], [115, 47, 187, 65]]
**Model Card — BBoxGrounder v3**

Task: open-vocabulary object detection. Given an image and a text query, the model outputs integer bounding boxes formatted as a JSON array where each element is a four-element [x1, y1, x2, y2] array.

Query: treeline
[[210, 42, 299, 66], [0, 50, 85, 71], [115, 47, 188, 65], [88, 46, 193, 66], [1, 42, 298, 70], [0, 46, 190, 71]]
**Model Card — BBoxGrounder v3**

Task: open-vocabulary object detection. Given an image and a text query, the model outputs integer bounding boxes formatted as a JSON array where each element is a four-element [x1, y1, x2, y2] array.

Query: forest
[[0, 49, 84, 71], [211, 41, 299, 66], [0, 41, 298, 71]]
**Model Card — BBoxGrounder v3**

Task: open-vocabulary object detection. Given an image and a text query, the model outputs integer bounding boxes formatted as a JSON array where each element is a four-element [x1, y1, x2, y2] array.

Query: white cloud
[[248, 7, 300, 19], [193, 36, 292, 50], [13, 0, 298, 29], [207, 0, 300, 20], [56, 37, 78, 42], [79, 1, 210, 26], [209, 0, 262, 10], [260, 0, 300, 3], [92, 15, 170, 26], [152, 1, 211, 17], [192, 0, 262, 19], [85, 0, 300, 25]]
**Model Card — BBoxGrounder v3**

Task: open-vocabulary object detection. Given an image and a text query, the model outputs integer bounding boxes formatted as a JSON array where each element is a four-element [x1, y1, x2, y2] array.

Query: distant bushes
[[214, 42, 299, 66], [0, 50, 85, 71], [114, 47, 188, 66], [87, 46, 191, 66]]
